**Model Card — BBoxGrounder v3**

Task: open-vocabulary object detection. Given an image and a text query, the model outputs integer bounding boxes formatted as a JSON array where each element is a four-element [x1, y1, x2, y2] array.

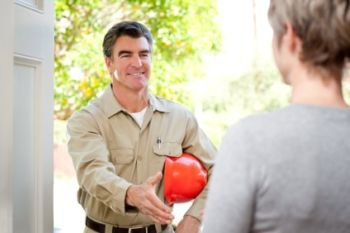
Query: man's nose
[[131, 55, 142, 67]]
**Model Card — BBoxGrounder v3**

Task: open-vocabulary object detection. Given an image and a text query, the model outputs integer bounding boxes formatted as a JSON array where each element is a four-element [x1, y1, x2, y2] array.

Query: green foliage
[[202, 61, 290, 116], [227, 63, 290, 115], [198, 60, 291, 147], [55, 0, 221, 120]]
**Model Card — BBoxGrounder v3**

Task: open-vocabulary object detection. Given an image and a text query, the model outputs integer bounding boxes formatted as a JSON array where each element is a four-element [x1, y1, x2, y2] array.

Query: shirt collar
[[98, 85, 122, 118], [100, 85, 169, 118], [149, 95, 170, 113]]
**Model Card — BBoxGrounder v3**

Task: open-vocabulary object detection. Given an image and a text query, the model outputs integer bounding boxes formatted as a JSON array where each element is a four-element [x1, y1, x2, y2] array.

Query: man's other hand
[[176, 215, 200, 233]]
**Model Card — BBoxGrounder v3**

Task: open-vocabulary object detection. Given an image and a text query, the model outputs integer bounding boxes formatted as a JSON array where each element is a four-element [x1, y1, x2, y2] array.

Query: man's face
[[105, 35, 152, 92]]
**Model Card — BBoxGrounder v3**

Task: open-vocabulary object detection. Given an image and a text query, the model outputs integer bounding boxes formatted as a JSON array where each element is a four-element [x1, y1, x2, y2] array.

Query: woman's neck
[[290, 69, 348, 108]]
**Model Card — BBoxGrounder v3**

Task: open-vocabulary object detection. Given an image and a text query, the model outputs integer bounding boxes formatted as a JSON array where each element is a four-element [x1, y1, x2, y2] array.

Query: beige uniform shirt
[[67, 85, 216, 227]]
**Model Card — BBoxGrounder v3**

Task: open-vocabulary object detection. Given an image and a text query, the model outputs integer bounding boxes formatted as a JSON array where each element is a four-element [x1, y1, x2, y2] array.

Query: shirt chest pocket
[[110, 148, 134, 177], [153, 142, 182, 157]]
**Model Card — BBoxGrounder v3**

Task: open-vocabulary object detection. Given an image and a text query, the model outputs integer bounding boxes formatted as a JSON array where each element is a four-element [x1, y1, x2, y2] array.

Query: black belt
[[86, 216, 167, 233]]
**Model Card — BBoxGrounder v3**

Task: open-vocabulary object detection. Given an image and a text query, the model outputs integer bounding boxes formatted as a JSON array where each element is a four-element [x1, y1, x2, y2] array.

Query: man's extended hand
[[175, 215, 201, 233], [126, 172, 174, 224]]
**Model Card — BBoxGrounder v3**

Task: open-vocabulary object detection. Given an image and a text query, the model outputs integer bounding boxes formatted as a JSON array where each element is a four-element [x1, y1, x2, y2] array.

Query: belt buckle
[[128, 225, 148, 233]]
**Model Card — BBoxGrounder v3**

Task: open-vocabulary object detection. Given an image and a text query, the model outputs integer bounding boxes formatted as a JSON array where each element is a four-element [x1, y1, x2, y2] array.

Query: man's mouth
[[127, 72, 145, 78]]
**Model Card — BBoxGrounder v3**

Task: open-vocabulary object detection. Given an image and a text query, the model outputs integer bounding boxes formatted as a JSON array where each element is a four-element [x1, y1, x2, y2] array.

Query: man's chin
[[130, 83, 148, 92]]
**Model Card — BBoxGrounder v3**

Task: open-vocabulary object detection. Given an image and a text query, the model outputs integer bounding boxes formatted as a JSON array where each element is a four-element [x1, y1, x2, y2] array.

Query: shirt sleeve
[[67, 110, 132, 214], [181, 112, 217, 221], [202, 124, 259, 233]]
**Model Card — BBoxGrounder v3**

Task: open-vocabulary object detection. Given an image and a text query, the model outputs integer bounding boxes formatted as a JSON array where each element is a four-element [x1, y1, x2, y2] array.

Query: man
[[67, 21, 216, 233], [203, 0, 350, 232]]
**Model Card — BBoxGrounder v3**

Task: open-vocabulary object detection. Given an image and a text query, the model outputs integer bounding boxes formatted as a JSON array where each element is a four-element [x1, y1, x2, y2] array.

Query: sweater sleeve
[[202, 124, 260, 233]]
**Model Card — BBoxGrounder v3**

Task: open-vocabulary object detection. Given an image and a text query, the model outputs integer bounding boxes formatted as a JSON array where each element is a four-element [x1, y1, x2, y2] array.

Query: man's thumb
[[147, 171, 162, 187]]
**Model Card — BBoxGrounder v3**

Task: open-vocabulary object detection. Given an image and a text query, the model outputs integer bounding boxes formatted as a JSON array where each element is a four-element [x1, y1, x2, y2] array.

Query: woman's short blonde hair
[[268, 0, 350, 75]]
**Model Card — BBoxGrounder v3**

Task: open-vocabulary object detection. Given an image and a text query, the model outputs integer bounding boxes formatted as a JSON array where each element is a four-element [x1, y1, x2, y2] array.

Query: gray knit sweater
[[202, 104, 350, 233]]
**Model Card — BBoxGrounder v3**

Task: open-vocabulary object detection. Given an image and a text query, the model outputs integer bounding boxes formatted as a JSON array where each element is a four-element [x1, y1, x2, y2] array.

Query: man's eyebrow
[[118, 50, 150, 56], [118, 50, 132, 56], [139, 49, 150, 54]]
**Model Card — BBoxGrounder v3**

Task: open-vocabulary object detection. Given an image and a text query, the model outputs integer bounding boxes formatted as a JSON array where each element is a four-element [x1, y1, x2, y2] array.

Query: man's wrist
[[184, 214, 201, 224], [125, 185, 136, 207]]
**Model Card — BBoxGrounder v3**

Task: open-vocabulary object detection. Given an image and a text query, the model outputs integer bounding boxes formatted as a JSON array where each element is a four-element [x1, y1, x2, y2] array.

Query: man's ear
[[104, 56, 113, 74], [284, 21, 301, 54]]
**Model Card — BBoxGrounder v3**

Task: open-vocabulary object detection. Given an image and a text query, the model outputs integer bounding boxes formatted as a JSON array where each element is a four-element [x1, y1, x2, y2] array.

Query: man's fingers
[[146, 171, 162, 187], [148, 215, 170, 225], [140, 197, 174, 223], [147, 203, 173, 222], [136, 172, 174, 224], [147, 211, 173, 224], [146, 191, 172, 213], [145, 199, 173, 219], [143, 209, 170, 225]]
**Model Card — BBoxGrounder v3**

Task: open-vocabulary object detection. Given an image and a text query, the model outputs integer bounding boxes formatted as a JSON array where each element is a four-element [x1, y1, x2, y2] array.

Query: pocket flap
[[110, 148, 134, 164], [153, 142, 182, 157]]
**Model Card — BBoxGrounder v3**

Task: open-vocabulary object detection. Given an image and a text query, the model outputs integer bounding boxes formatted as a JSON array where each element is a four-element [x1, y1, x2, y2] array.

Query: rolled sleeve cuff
[[109, 180, 133, 214], [185, 198, 206, 222]]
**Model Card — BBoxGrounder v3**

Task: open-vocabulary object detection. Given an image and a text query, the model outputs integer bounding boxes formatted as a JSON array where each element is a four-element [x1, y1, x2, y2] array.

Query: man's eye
[[140, 53, 149, 58], [120, 54, 130, 58]]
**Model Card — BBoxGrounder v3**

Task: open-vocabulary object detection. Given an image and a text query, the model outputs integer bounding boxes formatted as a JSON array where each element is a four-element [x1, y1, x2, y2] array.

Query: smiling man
[[67, 21, 216, 233]]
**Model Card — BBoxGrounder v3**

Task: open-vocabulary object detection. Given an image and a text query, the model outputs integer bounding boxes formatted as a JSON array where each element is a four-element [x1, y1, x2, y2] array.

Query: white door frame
[[0, 0, 54, 232], [0, 1, 14, 232]]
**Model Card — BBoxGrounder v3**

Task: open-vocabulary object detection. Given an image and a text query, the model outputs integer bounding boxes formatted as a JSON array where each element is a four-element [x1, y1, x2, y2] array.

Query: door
[[0, 0, 54, 232]]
